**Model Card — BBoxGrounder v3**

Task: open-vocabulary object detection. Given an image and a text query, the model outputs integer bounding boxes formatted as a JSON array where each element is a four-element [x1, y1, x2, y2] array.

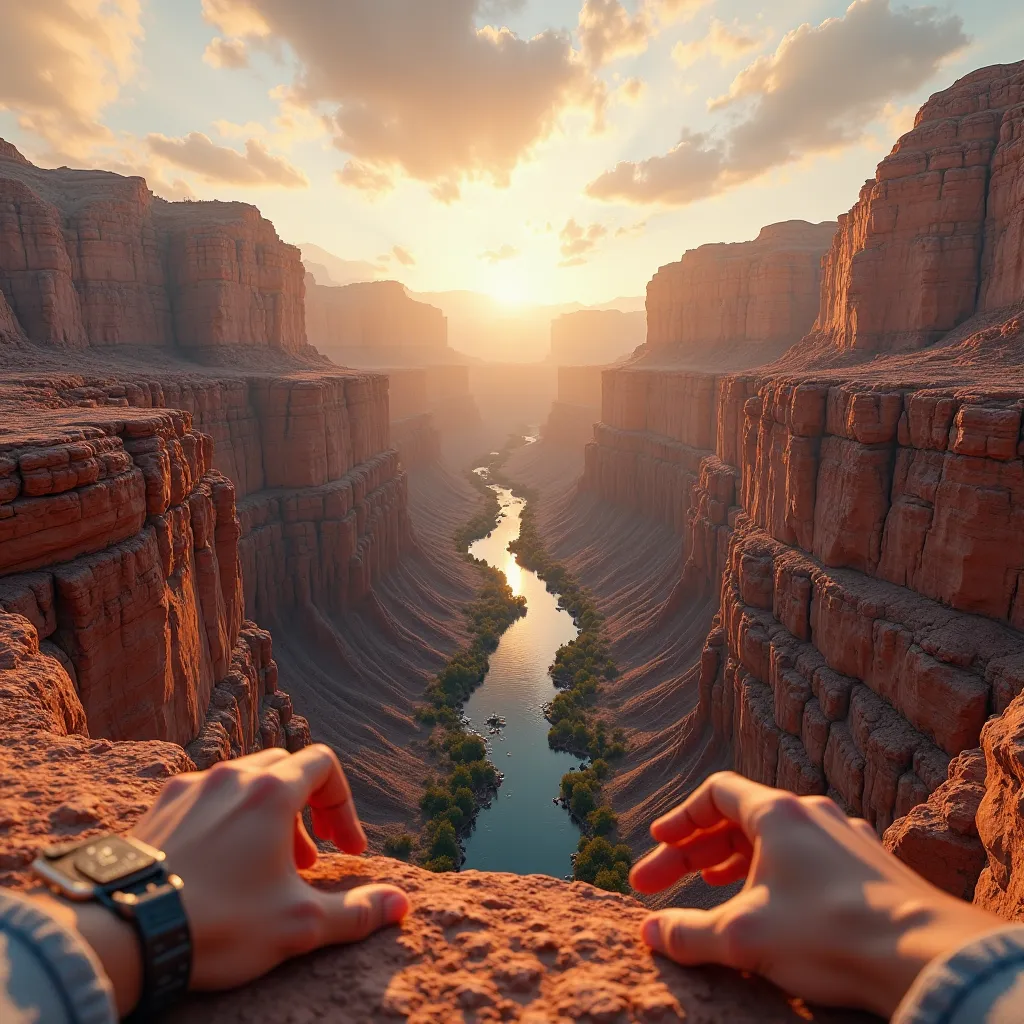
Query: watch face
[[73, 837, 157, 885]]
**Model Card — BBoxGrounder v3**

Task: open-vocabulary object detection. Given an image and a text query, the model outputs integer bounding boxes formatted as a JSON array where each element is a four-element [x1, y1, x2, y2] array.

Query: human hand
[[632, 772, 1004, 1018], [126, 746, 409, 998]]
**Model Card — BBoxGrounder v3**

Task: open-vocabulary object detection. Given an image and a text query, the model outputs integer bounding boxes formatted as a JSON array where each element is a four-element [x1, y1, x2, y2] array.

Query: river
[[461, 473, 583, 877]]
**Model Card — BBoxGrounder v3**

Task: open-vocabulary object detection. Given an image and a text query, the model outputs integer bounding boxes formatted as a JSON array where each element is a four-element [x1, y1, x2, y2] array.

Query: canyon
[[1, 55, 1024, 1024]]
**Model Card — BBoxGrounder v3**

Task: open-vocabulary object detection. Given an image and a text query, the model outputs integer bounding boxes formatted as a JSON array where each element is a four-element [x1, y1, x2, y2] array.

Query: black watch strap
[[98, 867, 192, 1019]]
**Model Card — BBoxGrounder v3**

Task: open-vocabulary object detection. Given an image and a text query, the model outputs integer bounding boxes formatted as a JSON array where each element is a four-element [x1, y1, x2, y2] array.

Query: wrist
[[32, 889, 143, 1018], [865, 895, 1007, 1017]]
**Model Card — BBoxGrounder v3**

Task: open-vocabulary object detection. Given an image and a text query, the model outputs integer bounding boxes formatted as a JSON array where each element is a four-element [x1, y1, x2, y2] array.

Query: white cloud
[[672, 18, 770, 69], [204, 36, 249, 69], [587, 0, 968, 205], [146, 132, 308, 189], [0, 0, 143, 159]]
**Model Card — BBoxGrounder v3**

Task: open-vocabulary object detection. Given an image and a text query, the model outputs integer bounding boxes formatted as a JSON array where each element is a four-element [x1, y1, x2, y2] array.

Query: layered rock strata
[[0, 402, 312, 774], [549, 308, 646, 365], [0, 142, 309, 356], [646, 221, 835, 358]]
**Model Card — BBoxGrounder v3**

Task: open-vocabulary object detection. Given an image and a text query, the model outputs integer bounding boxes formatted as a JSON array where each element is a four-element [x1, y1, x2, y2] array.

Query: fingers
[[850, 817, 882, 844], [651, 772, 775, 846], [702, 851, 750, 886], [641, 906, 735, 968], [273, 745, 367, 854], [630, 821, 753, 894], [294, 816, 319, 870], [316, 884, 410, 946]]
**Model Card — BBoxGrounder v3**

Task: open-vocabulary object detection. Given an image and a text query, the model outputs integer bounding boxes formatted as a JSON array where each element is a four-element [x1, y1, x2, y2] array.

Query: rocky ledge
[[177, 856, 871, 1024]]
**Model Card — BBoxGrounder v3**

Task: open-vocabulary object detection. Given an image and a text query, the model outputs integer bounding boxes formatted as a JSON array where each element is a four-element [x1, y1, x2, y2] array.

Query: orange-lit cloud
[[672, 18, 770, 69], [392, 245, 417, 267], [619, 77, 648, 104], [559, 219, 608, 266], [480, 244, 520, 264], [0, 0, 143, 159], [204, 36, 249, 69], [587, 0, 967, 205], [202, 0, 605, 201], [147, 132, 308, 188]]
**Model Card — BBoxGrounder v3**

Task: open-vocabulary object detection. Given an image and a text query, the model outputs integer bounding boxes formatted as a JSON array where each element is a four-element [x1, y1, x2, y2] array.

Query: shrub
[[383, 834, 414, 860], [588, 806, 617, 836]]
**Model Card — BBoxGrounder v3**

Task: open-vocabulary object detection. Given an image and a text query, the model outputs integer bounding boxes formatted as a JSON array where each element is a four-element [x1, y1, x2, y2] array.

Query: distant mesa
[[306, 275, 458, 367], [549, 308, 646, 366]]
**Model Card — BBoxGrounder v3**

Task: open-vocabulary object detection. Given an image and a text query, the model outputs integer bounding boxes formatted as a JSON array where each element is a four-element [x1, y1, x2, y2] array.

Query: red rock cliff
[[810, 60, 1024, 355], [646, 220, 835, 360], [0, 142, 308, 355]]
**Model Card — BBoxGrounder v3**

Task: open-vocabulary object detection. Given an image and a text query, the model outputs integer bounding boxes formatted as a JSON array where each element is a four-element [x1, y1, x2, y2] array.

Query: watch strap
[[98, 868, 191, 1018]]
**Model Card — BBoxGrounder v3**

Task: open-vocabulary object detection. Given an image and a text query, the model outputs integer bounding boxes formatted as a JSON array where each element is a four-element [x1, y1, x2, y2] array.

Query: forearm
[[0, 888, 119, 1024], [31, 889, 143, 1018], [894, 925, 1024, 1023]]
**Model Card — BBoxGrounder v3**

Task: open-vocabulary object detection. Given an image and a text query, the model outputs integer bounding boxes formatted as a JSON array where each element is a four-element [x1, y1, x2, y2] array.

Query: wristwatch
[[32, 834, 192, 1017]]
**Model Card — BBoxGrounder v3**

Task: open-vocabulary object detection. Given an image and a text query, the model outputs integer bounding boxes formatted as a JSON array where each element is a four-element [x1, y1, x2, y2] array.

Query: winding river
[[461, 473, 583, 877]]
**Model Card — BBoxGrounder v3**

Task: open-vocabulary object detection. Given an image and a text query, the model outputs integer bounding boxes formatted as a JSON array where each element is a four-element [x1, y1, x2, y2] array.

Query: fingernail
[[383, 892, 409, 923], [641, 916, 663, 951]]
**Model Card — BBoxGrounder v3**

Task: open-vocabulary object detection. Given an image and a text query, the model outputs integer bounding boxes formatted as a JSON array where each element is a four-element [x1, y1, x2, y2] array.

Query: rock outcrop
[[550, 308, 646, 365], [0, 142, 309, 356], [646, 221, 835, 361]]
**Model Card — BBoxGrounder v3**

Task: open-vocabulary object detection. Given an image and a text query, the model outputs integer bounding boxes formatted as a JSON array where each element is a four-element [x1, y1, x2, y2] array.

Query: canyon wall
[[549, 308, 645, 365], [646, 220, 835, 361], [580, 61, 1024, 915], [543, 365, 605, 449], [0, 142, 309, 356]]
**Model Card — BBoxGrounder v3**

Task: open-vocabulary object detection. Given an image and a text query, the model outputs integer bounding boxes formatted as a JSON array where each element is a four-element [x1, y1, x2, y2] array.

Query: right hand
[[632, 772, 1004, 1018]]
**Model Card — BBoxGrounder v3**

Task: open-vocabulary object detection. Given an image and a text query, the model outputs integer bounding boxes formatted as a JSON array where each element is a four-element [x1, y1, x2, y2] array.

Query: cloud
[[0, 0, 143, 158], [653, 0, 710, 23], [392, 245, 416, 267], [619, 77, 647, 104], [336, 160, 395, 196], [616, 218, 648, 237], [204, 36, 249, 68], [559, 219, 608, 265], [587, 0, 967, 205], [578, 0, 651, 67], [672, 18, 770, 69], [146, 133, 309, 188], [202, 0, 604, 201], [480, 244, 520, 264], [577, 0, 709, 68]]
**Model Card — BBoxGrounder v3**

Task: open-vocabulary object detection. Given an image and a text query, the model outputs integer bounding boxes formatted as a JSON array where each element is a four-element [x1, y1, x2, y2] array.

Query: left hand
[[130, 745, 410, 997]]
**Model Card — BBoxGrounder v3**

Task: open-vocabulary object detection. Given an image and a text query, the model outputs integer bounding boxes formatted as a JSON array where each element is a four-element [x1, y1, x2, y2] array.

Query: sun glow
[[486, 268, 530, 307]]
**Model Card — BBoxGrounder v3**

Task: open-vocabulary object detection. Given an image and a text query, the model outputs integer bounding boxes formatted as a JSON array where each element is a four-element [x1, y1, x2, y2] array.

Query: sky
[[0, 0, 1021, 307]]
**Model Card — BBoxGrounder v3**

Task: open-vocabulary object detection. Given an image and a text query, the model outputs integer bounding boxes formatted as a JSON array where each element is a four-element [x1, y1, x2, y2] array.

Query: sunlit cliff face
[[0, 1, 1019, 307]]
